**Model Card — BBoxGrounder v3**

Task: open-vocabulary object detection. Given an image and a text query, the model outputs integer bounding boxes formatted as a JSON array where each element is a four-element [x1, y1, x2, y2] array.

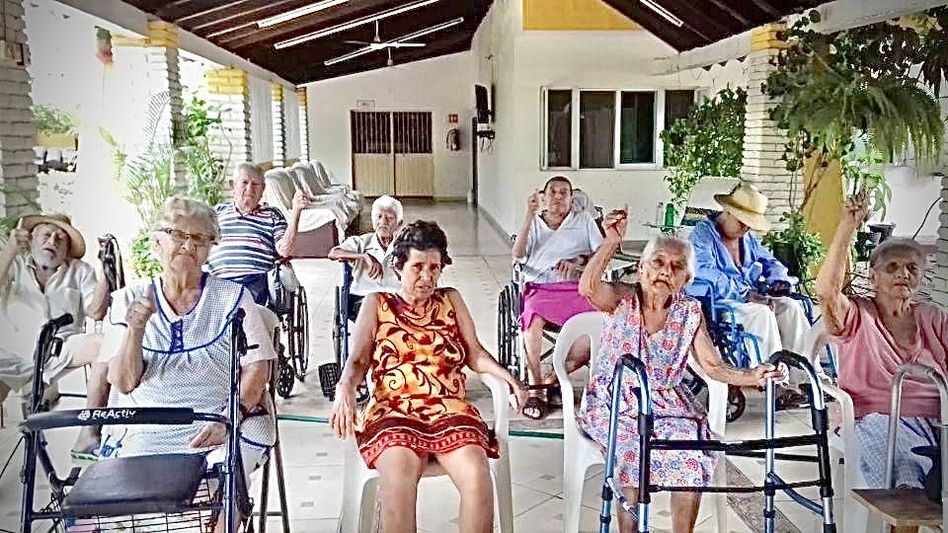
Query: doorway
[[351, 110, 434, 197]]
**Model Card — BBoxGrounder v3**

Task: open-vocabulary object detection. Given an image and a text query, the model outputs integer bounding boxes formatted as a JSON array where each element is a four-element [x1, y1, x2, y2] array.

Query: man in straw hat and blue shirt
[[686, 183, 814, 407], [0, 213, 111, 454]]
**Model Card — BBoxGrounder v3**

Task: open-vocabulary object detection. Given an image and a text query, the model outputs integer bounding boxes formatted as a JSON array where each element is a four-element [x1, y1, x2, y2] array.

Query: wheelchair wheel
[[332, 286, 344, 367], [276, 353, 295, 399], [496, 288, 509, 368], [289, 288, 309, 382], [726, 386, 746, 422]]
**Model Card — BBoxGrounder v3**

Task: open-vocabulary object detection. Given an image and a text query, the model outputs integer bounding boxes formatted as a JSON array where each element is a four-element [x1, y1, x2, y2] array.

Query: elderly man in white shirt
[[0, 214, 110, 453], [328, 195, 403, 320], [512, 176, 603, 419]]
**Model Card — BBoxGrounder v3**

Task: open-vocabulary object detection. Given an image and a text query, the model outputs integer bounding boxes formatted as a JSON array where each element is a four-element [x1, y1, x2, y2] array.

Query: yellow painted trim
[[296, 87, 307, 105], [206, 67, 248, 96], [146, 20, 179, 48], [271, 84, 284, 102], [258, 161, 275, 172], [37, 132, 77, 149], [523, 0, 640, 31], [750, 23, 786, 51]]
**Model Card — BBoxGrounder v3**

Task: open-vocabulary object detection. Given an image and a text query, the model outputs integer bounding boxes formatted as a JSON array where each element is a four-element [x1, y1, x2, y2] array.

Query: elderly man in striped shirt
[[208, 162, 310, 305]]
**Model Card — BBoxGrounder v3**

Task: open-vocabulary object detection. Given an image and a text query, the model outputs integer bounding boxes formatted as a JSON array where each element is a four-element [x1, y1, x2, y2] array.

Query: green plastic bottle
[[663, 203, 676, 227]]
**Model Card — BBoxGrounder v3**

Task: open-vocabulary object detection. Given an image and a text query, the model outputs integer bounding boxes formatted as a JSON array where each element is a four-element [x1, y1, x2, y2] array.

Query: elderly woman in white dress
[[98, 198, 276, 522]]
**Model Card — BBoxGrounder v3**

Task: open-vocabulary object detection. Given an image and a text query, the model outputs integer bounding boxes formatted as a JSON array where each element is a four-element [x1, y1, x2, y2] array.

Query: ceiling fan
[[342, 21, 426, 50]]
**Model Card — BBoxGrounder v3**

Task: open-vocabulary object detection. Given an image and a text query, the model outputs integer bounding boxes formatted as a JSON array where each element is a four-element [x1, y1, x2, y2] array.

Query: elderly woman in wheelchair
[[578, 207, 784, 533], [330, 220, 526, 533], [687, 183, 813, 409], [513, 176, 604, 420], [816, 188, 947, 492], [98, 198, 276, 529]]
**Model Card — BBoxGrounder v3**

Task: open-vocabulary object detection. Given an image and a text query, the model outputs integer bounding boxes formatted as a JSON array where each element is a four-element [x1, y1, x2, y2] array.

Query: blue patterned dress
[[578, 292, 718, 487]]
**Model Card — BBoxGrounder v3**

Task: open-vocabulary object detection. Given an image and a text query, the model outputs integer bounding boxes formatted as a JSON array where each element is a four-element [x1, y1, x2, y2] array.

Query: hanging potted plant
[[762, 8, 945, 279]]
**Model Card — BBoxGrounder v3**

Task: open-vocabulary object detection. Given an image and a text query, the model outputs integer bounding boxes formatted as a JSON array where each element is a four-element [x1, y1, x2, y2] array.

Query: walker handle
[[767, 350, 826, 411]]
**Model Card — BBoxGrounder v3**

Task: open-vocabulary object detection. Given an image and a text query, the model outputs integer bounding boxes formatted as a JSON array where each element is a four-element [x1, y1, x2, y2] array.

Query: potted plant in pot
[[762, 211, 826, 292], [661, 87, 746, 217], [842, 148, 893, 260]]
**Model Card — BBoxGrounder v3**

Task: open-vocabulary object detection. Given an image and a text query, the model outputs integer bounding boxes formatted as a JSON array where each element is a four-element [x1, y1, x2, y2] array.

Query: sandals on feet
[[522, 395, 548, 420]]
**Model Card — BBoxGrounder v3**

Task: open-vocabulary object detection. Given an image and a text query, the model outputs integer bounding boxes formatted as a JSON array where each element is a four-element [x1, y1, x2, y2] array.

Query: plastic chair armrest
[[480, 373, 510, 443]]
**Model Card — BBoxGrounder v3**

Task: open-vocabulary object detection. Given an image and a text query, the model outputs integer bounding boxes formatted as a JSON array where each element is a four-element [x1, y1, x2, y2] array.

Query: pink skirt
[[519, 281, 596, 329]]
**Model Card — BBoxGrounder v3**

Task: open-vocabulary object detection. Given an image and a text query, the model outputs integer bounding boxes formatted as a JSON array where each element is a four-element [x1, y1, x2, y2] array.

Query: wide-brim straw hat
[[19, 214, 86, 259], [713, 183, 771, 232]]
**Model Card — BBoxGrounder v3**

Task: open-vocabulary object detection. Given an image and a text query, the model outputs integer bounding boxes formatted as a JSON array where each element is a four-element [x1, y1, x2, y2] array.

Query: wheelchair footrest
[[61, 453, 207, 517], [319, 362, 341, 400]]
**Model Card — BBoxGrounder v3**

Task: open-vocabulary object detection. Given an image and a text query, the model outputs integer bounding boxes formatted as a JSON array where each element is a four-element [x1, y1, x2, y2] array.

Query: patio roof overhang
[[117, 0, 827, 85]]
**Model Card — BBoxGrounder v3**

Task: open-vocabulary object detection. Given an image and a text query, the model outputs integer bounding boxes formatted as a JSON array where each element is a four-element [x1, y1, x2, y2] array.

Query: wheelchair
[[598, 350, 838, 533], [19, 311, 253, 532], [318, 262, 368, 402], [268, 261, 309, 399]]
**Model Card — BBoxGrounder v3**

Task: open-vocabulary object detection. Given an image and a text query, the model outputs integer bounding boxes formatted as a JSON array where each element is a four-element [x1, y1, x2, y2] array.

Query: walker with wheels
[[599, 350, 838, 533]]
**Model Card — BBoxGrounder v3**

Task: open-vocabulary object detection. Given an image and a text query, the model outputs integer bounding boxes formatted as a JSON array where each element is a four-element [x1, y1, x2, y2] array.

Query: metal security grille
[[350, 111, 391, 154], [393, 111, 432, 154]]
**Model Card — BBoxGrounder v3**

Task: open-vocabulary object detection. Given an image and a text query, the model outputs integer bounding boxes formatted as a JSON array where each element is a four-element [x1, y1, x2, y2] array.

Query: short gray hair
[[869, 238, 927, 269], [153, 197, 220, 241], [372, 195, 403, 221], [641, 234, 696, 281], [233, 162, 264, 182]]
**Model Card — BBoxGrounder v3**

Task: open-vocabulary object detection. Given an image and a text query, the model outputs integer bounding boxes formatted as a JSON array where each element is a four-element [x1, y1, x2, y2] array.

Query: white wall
[[305, 52, 476, 198], [249, 75, 273, 164]]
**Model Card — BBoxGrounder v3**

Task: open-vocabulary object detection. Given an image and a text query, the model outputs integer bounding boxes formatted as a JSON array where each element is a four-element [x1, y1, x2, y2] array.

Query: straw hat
[[18, 214, 86, 259], [713, 183, 771, 232]]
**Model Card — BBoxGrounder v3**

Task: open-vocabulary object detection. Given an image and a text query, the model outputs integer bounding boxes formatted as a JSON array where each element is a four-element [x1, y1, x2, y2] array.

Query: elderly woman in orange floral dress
[[330, 221, 526, 533]]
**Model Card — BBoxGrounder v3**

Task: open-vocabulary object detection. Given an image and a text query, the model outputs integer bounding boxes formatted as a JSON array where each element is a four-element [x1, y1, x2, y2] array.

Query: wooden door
[[393, 112, 433, 197], [351, 111, 394, 195]]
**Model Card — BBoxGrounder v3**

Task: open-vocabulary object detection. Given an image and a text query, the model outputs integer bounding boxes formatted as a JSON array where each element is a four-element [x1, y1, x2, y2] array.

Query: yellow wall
[[802, 157, 844, 248], [523, 0, 640, 31]]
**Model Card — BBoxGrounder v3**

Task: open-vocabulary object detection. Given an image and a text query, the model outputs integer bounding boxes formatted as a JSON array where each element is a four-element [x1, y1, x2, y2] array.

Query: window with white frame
[[541, 88, 695, 170]]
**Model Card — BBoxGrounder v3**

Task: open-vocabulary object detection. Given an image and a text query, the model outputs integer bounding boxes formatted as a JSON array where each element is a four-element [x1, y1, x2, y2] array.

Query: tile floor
[[0, 201, 844, 532]]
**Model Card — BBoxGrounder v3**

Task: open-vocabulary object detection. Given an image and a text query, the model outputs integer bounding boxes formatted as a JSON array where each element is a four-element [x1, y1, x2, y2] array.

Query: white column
[[0, 0, 39, 218]]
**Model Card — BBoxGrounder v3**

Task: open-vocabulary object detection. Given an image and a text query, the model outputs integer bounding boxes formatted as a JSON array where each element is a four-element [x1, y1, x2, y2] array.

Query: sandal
[[521, 395, 548, 420], [775, 388, 810, 411]]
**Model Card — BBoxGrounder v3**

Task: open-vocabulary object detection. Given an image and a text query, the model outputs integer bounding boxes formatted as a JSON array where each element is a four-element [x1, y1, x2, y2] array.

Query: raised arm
[[0, 226, 29, 300], [330, 292, 380, 438], [815, 189, 868, 335], [276, 191, 310, 258], [512, 191, 540, 260], [692, 315, 783, 387], [446, 288, 526, 409], [107, 285, 156, 393], [578, 206, 628, 312]]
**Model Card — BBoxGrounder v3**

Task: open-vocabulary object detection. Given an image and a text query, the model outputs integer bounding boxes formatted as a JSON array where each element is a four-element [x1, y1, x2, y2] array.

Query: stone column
[[931, 150, 948, 308], [297, 88, 310, 161], [205, 67, 252, 170], [271, 84, 286, 167], [0, 0, 39, 218], [740, 23, 793, 228], [143, 20, 185, 187]]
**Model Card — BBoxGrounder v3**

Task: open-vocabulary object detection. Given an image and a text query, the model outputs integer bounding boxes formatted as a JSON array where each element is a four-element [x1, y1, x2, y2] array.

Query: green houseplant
[[762, 212, 826, 292], [661, 87, 747, 208], [104, 92, 230, 277]]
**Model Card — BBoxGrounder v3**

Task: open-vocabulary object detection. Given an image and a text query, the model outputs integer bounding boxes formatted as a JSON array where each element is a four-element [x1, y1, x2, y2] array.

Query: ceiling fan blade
[[342, 40, 370, 45], [390, 42, 426, 48]]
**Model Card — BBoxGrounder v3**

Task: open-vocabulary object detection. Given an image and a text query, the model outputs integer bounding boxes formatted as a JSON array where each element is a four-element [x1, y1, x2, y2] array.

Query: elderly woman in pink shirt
[[816, 189, 947, 488]]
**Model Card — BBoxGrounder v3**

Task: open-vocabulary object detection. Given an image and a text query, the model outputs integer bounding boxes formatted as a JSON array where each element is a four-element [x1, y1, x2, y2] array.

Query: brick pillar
[[297, 88, 309, 161], [271, 84, 286, 167], [144, 20, 185, 187], [205, 67, 252, 170], [0, 0, 39, 219], [931, 147, 948, 307], [741, 24, 792, 228]]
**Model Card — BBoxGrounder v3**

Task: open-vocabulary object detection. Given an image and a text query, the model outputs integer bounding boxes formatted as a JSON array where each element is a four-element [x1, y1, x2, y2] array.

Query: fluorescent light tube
[[324, 17, 464, 66], [258, 0, 348, 28], [276, 0, 441, 49], [641, 0, 684, 27]]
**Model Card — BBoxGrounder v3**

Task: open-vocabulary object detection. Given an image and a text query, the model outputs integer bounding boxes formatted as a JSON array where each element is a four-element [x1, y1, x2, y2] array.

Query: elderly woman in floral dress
[[578, 206, 784, 533]]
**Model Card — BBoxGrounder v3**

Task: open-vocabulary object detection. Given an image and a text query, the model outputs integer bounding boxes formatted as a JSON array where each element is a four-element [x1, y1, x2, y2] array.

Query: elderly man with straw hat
[[0, 214, 110, 450], [686, 183, 813, 408]]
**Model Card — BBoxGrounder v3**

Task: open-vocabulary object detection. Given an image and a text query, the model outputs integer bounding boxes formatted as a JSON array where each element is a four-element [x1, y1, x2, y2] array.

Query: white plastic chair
[[338, 372, 513, 533], [811, 331, 881, 533], [553, 311, 728, 533]]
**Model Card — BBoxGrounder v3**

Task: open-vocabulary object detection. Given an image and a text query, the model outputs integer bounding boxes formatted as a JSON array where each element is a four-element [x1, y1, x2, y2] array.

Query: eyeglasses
[[157, 228, 216, 247]]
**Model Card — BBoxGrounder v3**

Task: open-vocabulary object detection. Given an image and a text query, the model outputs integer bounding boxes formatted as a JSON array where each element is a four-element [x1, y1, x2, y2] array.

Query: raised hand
[[842, 187, 870, 229], [525, 190, 541, 217], [5, 226, 30, 254], [292, 189, 311, 213], [602, 205, 629, 243], [127, 284, 157, 331]]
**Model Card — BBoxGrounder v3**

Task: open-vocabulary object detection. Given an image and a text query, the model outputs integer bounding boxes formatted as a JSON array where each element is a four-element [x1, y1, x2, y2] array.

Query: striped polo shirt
[[207, 202, 287, 281]]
